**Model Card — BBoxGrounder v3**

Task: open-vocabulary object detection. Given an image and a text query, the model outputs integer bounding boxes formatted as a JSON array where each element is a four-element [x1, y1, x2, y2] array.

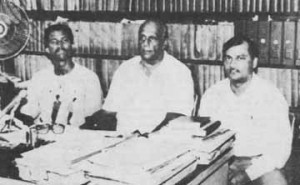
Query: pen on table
[[104, 135, 123, 138], [67, 97, 77, 125], [202, 129, 230, 141]]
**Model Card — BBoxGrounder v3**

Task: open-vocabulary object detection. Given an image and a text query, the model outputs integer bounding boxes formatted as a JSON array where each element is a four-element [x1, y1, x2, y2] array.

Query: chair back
[[289, 113, 296, 136]]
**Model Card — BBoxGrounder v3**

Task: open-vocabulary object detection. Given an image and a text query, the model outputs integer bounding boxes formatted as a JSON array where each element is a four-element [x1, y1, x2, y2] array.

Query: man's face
[[223, 42, 257, 84], [46, 30, 72, 68], [138, 22, 165, 65]]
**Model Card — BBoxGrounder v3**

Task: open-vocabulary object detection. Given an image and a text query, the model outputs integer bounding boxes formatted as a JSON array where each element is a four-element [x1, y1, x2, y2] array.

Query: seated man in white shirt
[[20, 24, 103, 127], [199, 35, 292, 185], [94, 19, 194, 135]]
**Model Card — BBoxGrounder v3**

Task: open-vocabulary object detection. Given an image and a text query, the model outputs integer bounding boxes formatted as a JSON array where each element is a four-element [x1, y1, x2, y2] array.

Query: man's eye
[[61, 38, 70, 43], [224, 56, 231, 61], [49, 39, 70, 45], [49, 40, 59, 44], [148, 36, 158, 42], [237, 56, 247, 60], [139, 36, 158, 43], [139, 36, 146, 42]]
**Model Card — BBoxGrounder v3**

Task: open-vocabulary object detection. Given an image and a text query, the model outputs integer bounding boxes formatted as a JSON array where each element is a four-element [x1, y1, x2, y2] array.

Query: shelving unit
[[1, 0, 299, 108]]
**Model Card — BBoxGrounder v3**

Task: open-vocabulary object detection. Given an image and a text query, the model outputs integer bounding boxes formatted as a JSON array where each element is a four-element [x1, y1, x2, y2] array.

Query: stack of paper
[[154, 116, 235, 164], [83, 135, 198, 185], [15, 125, 235, 185], [16, 129, 127, 184]]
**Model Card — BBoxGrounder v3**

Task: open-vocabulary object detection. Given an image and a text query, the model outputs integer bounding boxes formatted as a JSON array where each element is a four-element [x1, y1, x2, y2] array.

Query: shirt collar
[[226, 73, 259, 98], [53, 62, 78, 78], [139, 51, 167, 76]]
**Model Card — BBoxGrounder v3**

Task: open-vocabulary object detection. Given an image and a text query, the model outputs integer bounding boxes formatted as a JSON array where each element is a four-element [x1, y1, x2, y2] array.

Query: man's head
[[138, 19, 168, 65], [44, 24, 74, 70], [222, 35, 259, 84]]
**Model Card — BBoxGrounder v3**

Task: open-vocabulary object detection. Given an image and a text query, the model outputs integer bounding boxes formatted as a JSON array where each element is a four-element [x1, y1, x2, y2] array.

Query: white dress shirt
[[21, 63, 102, 127], [199, 74, 292, 180], [103, 51, 194, 134]]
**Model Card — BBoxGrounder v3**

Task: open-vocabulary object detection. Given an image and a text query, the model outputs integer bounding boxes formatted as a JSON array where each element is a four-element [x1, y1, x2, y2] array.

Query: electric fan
[[0, 0, 29, 133], [0, 0, 30, 60]]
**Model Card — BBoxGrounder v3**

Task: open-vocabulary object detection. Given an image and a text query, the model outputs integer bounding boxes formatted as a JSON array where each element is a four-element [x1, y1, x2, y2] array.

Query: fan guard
[[0, 0, 30, 60]]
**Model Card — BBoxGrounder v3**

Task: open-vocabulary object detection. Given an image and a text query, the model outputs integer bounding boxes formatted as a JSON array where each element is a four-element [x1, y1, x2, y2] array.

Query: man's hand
[[229, 170, 251, 185], [151, 112, 184, 132], [80, 109, 117, 131]]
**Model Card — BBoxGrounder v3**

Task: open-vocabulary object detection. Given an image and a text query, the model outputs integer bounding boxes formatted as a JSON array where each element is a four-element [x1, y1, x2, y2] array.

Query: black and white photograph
[[0, 0, 298, 184]]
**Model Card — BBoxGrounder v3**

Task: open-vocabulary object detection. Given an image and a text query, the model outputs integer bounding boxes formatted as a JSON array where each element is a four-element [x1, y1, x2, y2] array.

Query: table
[[0, 128, 234, 185], [178, 149, 232, 185], [0, 177, 34, 185], [0, 149, 232, 185]]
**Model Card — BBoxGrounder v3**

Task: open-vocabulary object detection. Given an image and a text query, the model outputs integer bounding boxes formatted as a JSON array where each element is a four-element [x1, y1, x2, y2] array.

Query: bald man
[[100, 19, 194, 134]]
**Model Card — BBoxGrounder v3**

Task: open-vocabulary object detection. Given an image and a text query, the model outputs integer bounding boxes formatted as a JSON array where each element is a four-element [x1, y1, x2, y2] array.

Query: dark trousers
[[229, 156, 287, 185]]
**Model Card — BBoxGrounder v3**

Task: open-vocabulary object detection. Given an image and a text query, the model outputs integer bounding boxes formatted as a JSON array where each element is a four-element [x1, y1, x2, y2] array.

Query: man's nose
[[59, 41, 66, 48], [52, 41, 63, 49], [56, 43, 62, 49]]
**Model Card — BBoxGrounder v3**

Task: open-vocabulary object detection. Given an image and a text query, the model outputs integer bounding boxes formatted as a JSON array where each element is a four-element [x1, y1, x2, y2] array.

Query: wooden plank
[[187, 149, 232, 185]]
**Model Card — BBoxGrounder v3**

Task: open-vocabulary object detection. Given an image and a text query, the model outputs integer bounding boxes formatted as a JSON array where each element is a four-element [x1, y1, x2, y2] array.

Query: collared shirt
[[21, 63, 102, 127], [199, 74, 292, 180], [103, 51, 194, 134]]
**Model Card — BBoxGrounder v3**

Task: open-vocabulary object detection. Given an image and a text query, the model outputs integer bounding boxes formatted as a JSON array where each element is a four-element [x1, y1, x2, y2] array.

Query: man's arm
[[151, 66, 195, 133], [85, 63, 125, 131], [245, 97, 292, 180], [102, 67, 123, 112], [198, 90, 216, 117], [15, 97, 35, 126], [84, 73, 103, 117], [19, 78, 40, 119]]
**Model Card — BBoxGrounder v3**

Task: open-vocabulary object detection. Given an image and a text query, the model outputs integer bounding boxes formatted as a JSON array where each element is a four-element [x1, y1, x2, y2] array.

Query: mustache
[[229, 68, 239, 73], [141, 49, 152, 52], [55, 48, 67, 53], [224, 68, 239, 77]]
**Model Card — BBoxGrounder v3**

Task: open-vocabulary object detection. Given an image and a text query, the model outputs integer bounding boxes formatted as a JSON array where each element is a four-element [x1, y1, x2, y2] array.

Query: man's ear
[[163, 39, 169, 50], [253, 57, 258, 69], [45, 47, 49, 53]]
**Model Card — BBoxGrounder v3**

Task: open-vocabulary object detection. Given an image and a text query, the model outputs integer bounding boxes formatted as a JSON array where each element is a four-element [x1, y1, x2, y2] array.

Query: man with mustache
[[21, 24, 102, 127], [99, 19, 194, 134], [199, 35, 292, 185]]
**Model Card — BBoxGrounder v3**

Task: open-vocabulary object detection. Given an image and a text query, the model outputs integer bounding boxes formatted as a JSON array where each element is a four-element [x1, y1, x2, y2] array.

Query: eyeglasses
[[223, 55, 249, 64], [31, 123, 65, 134], [49, 38, 71, 46], [139, 35, 159, 44]]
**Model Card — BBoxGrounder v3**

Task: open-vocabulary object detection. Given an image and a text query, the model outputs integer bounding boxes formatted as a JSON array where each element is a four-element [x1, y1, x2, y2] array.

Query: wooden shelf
[[20, 51, 300, 69], [26, 10, 300, 23], [21, 51, 131, 61]]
